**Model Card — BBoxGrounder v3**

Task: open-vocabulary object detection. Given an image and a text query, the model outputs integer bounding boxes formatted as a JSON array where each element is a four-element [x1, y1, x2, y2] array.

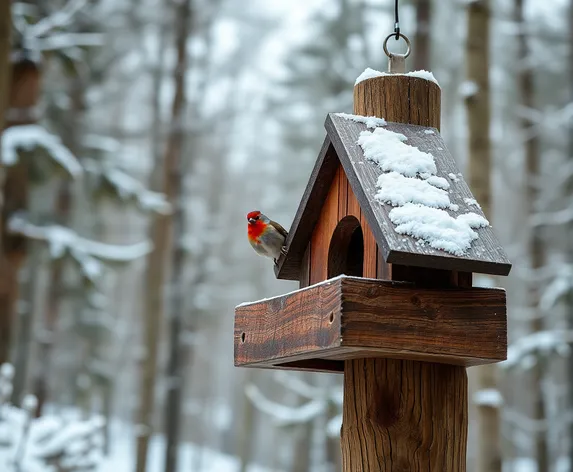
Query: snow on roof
[[358, 128, 437, 177], [389, 204, 488, 256], [355, 67, 440, 87], [335, 112, 387, 129], [357, 127, 489, 256]]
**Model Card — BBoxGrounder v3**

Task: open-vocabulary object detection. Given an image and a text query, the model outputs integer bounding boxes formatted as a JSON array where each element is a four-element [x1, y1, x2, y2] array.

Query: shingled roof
[[275, 113, 512, 280]]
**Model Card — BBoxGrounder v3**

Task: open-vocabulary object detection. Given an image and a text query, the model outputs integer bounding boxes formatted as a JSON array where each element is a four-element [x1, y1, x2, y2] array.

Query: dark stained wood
[[325, 113, 512, 276], [275, 137, 339, 280], [299, 244, 310, 288], [341, 358, 467, 471], [234, 276, 507, 371], [328, 216, 363, 279], [309, 168, 340, 284]]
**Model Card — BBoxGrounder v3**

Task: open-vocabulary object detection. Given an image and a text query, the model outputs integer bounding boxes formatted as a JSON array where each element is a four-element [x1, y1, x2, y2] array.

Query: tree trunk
[[163, 0, 191, 471], [0, 54, 41, 367], [515, 0, 547, 469], [465, 2, 501, 471], [413, 0, 431, 71], [0, 0, 11, 366], [568, 0, 573, 466], [134, 0, 190, 470]]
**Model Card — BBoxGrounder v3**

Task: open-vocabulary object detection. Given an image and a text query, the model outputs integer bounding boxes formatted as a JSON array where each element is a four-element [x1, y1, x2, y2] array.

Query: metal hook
[[383, 33, 411, 74]]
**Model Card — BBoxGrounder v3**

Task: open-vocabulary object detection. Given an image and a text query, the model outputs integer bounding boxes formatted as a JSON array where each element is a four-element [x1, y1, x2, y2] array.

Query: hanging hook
[[383, 33, 411, 73], [394, 0, 400, 40]]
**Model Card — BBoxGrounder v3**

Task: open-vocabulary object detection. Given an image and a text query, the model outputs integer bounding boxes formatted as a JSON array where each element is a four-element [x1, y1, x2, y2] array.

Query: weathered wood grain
[[310, 168, 340, 284], [299, 244, 310, 289], [234, 276, 507, 370], [325, 112, 512, 276], [341, 358, 467, 472], [346, 176, 361, 220], [275, 137, 339, 280], [337, 165, 348, 221]]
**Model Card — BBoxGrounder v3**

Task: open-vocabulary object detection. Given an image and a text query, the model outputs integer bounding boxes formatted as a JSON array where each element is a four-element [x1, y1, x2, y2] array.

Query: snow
[[0, 364, 14, 380], [504, 330, 573, 369], [8, 215, 152, 283], [356, 126, 489, 255], [375, 172, 451, 209], [84, 160, 172, 215], [245, 384, 325, 426], [448, 173, 459, 182], [459, 80, 479, 98], [2, 125, 82, 177], [21, 395, 38, 412], [389, 204, 489, 256], [355, 67, 440, 86], [540, 264, 573, 311], [335, 112, 387, 129], [0, 368, 105, 472], [473, 389, 503, 407], [358, 128, 437, 177], [425, 175, 450, 190], [464, 197, 480, 208]]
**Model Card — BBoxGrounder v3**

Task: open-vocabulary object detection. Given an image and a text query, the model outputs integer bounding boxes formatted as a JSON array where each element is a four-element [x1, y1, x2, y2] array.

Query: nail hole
[[329, 312, 334, 323], [241, 332, 246, 343]]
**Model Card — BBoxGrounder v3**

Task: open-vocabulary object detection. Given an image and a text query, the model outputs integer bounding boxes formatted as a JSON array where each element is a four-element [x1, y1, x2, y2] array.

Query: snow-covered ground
[[100, 421, 281, 472]]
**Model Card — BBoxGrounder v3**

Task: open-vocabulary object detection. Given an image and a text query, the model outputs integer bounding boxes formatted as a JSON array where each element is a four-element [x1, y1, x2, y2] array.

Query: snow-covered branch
[[245, 384, 326, 426], [8, 215, 151, 283], [530, 205, 573, 227], [38, 33, 105, 51], [84, 159, 171, 215], [2, 125, 82, 178], [28, 0, 89, 38], [503, 330, 573, 370]]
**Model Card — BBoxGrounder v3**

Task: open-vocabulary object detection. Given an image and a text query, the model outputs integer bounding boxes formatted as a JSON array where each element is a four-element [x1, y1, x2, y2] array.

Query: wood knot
[[366, 286, 379, 298], [410, 295, 421, 307], [372, 389, 400, 428]]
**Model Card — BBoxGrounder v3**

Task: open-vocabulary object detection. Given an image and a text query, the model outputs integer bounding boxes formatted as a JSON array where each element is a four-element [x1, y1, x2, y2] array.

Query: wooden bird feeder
[[235, 59, 511, 470]]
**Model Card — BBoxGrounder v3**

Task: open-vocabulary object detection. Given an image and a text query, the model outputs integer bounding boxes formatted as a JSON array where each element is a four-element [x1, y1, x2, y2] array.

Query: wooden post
[[341, 75, 468, 471]]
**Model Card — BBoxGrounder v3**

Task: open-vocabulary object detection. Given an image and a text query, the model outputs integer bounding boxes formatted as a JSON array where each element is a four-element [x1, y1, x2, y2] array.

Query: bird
[[247, 210, 288, 264]]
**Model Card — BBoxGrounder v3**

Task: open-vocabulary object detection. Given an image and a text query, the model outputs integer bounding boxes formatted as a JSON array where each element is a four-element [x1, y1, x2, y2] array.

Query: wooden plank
[[378, 249, 391, 280], [299, 244, 311, 288], [341, 358, 467, 471], [338, 165, 348, 220], [361, 217, 377, 278], [325, 113, 512, 276], [275, 137, 339, 281], [309, 169, 339, 284], [234, 276, 507, 369], [346, 177, 361, 219]]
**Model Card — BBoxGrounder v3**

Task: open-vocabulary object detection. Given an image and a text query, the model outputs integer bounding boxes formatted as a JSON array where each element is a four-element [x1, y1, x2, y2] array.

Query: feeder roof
[[275, 113, 511, 280]]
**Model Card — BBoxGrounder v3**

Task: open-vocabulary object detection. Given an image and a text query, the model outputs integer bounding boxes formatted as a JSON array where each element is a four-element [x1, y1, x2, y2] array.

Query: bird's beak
[[248, 218, 256, 224]]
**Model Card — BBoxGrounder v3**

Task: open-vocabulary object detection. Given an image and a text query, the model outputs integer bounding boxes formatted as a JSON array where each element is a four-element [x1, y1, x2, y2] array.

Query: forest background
[[0, 0, 572, 471]]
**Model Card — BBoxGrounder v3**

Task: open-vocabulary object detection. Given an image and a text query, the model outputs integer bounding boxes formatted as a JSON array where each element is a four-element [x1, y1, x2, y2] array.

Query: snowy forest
[[0, 0, 572, 470]]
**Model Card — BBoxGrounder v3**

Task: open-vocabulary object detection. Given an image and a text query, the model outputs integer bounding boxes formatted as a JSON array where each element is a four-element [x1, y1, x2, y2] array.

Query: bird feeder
[[235, 40, 511, 471]]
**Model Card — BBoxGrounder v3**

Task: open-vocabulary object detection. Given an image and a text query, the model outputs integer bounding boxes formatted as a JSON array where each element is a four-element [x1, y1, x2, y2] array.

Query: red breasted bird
[[247, 211, 288, 264]]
